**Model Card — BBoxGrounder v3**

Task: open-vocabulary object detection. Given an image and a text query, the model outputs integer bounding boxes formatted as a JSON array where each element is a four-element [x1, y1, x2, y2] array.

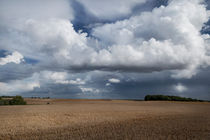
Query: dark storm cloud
[[25, 83, 82, 98], [68, 63, 186, 73], [0, 63, 37, 82], [104, 67, 210, 100]]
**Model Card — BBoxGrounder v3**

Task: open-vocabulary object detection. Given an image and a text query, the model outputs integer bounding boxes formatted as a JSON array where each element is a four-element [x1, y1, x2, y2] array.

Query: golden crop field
[[0, 99, 210, 140]]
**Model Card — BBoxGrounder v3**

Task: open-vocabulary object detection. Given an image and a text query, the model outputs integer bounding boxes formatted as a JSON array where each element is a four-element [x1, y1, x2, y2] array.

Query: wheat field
[[0, 99, 210, 140]]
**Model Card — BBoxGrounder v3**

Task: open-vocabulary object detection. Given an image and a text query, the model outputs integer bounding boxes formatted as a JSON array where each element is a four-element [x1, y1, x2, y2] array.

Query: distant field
[[0, 99, 210, 140]]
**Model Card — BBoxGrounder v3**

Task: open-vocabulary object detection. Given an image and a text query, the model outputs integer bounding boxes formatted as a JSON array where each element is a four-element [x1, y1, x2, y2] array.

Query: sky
[[0, 0, 210, 100]]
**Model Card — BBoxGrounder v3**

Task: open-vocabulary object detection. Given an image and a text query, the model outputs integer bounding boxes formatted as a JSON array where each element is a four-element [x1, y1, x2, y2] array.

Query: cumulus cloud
[[92, 0, 210, 78], [60, 78, 86, 85], [0, 0, 210, 97], [41, 71, 86, 85], [174, 83, 187, 93], [80, 87, 99, 93], [105, 78, 120, 87], [0, 0, 75, 61], [106, 83, 111, 86], [0, 51, 24, 65], [1, 0, 209, 79], [108, 78, 121, 83]]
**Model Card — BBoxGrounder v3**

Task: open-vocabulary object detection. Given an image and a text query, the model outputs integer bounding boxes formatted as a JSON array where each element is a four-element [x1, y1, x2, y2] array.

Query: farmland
[[0, 99, 210, 140]]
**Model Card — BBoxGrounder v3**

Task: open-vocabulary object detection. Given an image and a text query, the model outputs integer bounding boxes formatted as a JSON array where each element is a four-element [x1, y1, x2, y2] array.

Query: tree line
[[144, 95, 203, 102]]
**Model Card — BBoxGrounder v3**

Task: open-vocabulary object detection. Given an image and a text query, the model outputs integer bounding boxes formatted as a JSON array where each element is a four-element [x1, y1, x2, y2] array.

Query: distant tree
[[0, 97, 3, 105], [43, 97, 50, 99], [9, 96, 26, 105], [0, 97, 11, 105]]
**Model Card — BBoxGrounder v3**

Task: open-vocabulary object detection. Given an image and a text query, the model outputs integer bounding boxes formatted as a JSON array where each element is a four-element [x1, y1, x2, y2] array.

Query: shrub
[[9, 96, 26, 105], [0, 96, 26, 105]]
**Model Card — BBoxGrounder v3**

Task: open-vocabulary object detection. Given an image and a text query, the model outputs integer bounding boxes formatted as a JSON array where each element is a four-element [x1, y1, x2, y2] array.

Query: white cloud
[[0, 51, 24, 65], [106, 83, 111, 86], [174, 83, 187, 93], [0, 0, 209, 81], [80, 87, 93, 92], [42, 71, 86, 85], [0, 18, 90, 62], [108, 78, 120, 83], [56, 78, 86, 85], [80, 87, 100, 94], [0, 0, 76, 61], [49, 72, 67, 81], [92, 0, 210, 78]]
